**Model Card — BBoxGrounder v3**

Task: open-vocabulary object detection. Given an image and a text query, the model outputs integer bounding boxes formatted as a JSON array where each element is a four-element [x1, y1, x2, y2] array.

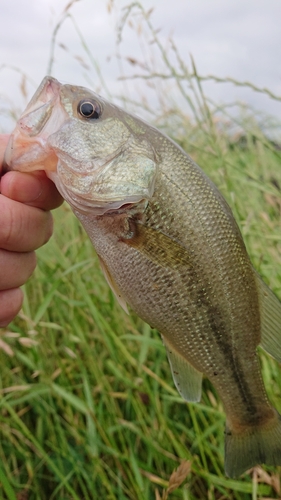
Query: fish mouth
[[3, 76, 67, 174], [3, 75, 157, 217]]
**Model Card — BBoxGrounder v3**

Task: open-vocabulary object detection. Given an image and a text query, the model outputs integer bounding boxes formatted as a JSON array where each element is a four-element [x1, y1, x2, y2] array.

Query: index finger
[[1, 170, 63, 211], [0, 194, 53, 252]]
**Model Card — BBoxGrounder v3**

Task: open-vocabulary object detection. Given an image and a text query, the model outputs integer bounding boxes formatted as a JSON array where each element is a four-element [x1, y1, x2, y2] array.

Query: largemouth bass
[[4, 76, 281, 478]]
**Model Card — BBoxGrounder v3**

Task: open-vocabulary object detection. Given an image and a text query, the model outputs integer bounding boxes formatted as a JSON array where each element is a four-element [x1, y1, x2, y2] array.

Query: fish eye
[[78, 99, 102, 119]]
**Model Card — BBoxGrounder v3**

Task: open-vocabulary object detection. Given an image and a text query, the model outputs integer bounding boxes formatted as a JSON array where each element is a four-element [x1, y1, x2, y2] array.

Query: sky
[[0, 0, 280, 132]]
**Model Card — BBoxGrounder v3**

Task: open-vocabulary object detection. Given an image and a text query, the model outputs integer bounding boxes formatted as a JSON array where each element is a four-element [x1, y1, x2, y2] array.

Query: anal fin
[[98, 255, 129, 314], [162, 336, 202, 402], [255, 272, 281, 363]]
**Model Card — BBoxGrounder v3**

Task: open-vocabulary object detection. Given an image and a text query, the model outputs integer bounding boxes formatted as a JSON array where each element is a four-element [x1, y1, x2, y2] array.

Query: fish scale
[[4, 75, 281, 478], [81, 161, 266, 422]]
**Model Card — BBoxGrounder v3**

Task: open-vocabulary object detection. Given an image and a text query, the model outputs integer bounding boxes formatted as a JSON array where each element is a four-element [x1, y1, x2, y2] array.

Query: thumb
[[0, 135, 10, 176]]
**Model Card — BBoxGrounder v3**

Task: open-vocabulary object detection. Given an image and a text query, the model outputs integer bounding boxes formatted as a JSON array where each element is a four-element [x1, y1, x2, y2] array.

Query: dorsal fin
[[162, 335, 202, 402]]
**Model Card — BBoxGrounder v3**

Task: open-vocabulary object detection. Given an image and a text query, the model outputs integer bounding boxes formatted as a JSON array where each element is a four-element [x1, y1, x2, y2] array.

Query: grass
[[1, 2, 281, 499]]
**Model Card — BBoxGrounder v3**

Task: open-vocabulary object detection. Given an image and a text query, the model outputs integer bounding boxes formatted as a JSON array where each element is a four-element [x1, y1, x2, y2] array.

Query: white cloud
[[0, 0, 280, 131]]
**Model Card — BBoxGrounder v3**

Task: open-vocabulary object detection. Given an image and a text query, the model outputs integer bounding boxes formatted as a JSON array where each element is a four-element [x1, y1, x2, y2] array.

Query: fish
[[4, 76, 281, 478]]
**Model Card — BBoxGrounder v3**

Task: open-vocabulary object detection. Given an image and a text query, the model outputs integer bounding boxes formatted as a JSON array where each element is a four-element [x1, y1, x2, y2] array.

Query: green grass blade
[[0, 464, 17, 500]]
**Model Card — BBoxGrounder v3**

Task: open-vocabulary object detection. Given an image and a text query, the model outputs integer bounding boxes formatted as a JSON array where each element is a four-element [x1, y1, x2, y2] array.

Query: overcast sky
[[0, 0, 280, 132]]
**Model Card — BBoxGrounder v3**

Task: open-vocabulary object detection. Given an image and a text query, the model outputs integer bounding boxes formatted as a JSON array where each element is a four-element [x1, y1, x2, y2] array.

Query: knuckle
[[0, 198, 25, 250], [1, 205, 19, 248]]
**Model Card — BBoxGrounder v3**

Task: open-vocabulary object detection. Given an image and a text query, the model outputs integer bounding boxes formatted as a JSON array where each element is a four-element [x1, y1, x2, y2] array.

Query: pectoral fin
[[122, 221, 192, 271], [162, 336, 202, 402], [256, 272, 281, 363], [98, 255, 129, 314]]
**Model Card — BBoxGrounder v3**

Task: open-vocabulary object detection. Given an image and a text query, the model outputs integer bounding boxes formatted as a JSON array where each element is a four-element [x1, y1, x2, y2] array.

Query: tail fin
[[225, 412, 281, 478]]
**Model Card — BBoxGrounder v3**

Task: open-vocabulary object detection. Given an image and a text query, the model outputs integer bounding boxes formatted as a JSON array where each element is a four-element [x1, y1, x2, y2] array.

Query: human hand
[[0, 134, 63, 327]]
